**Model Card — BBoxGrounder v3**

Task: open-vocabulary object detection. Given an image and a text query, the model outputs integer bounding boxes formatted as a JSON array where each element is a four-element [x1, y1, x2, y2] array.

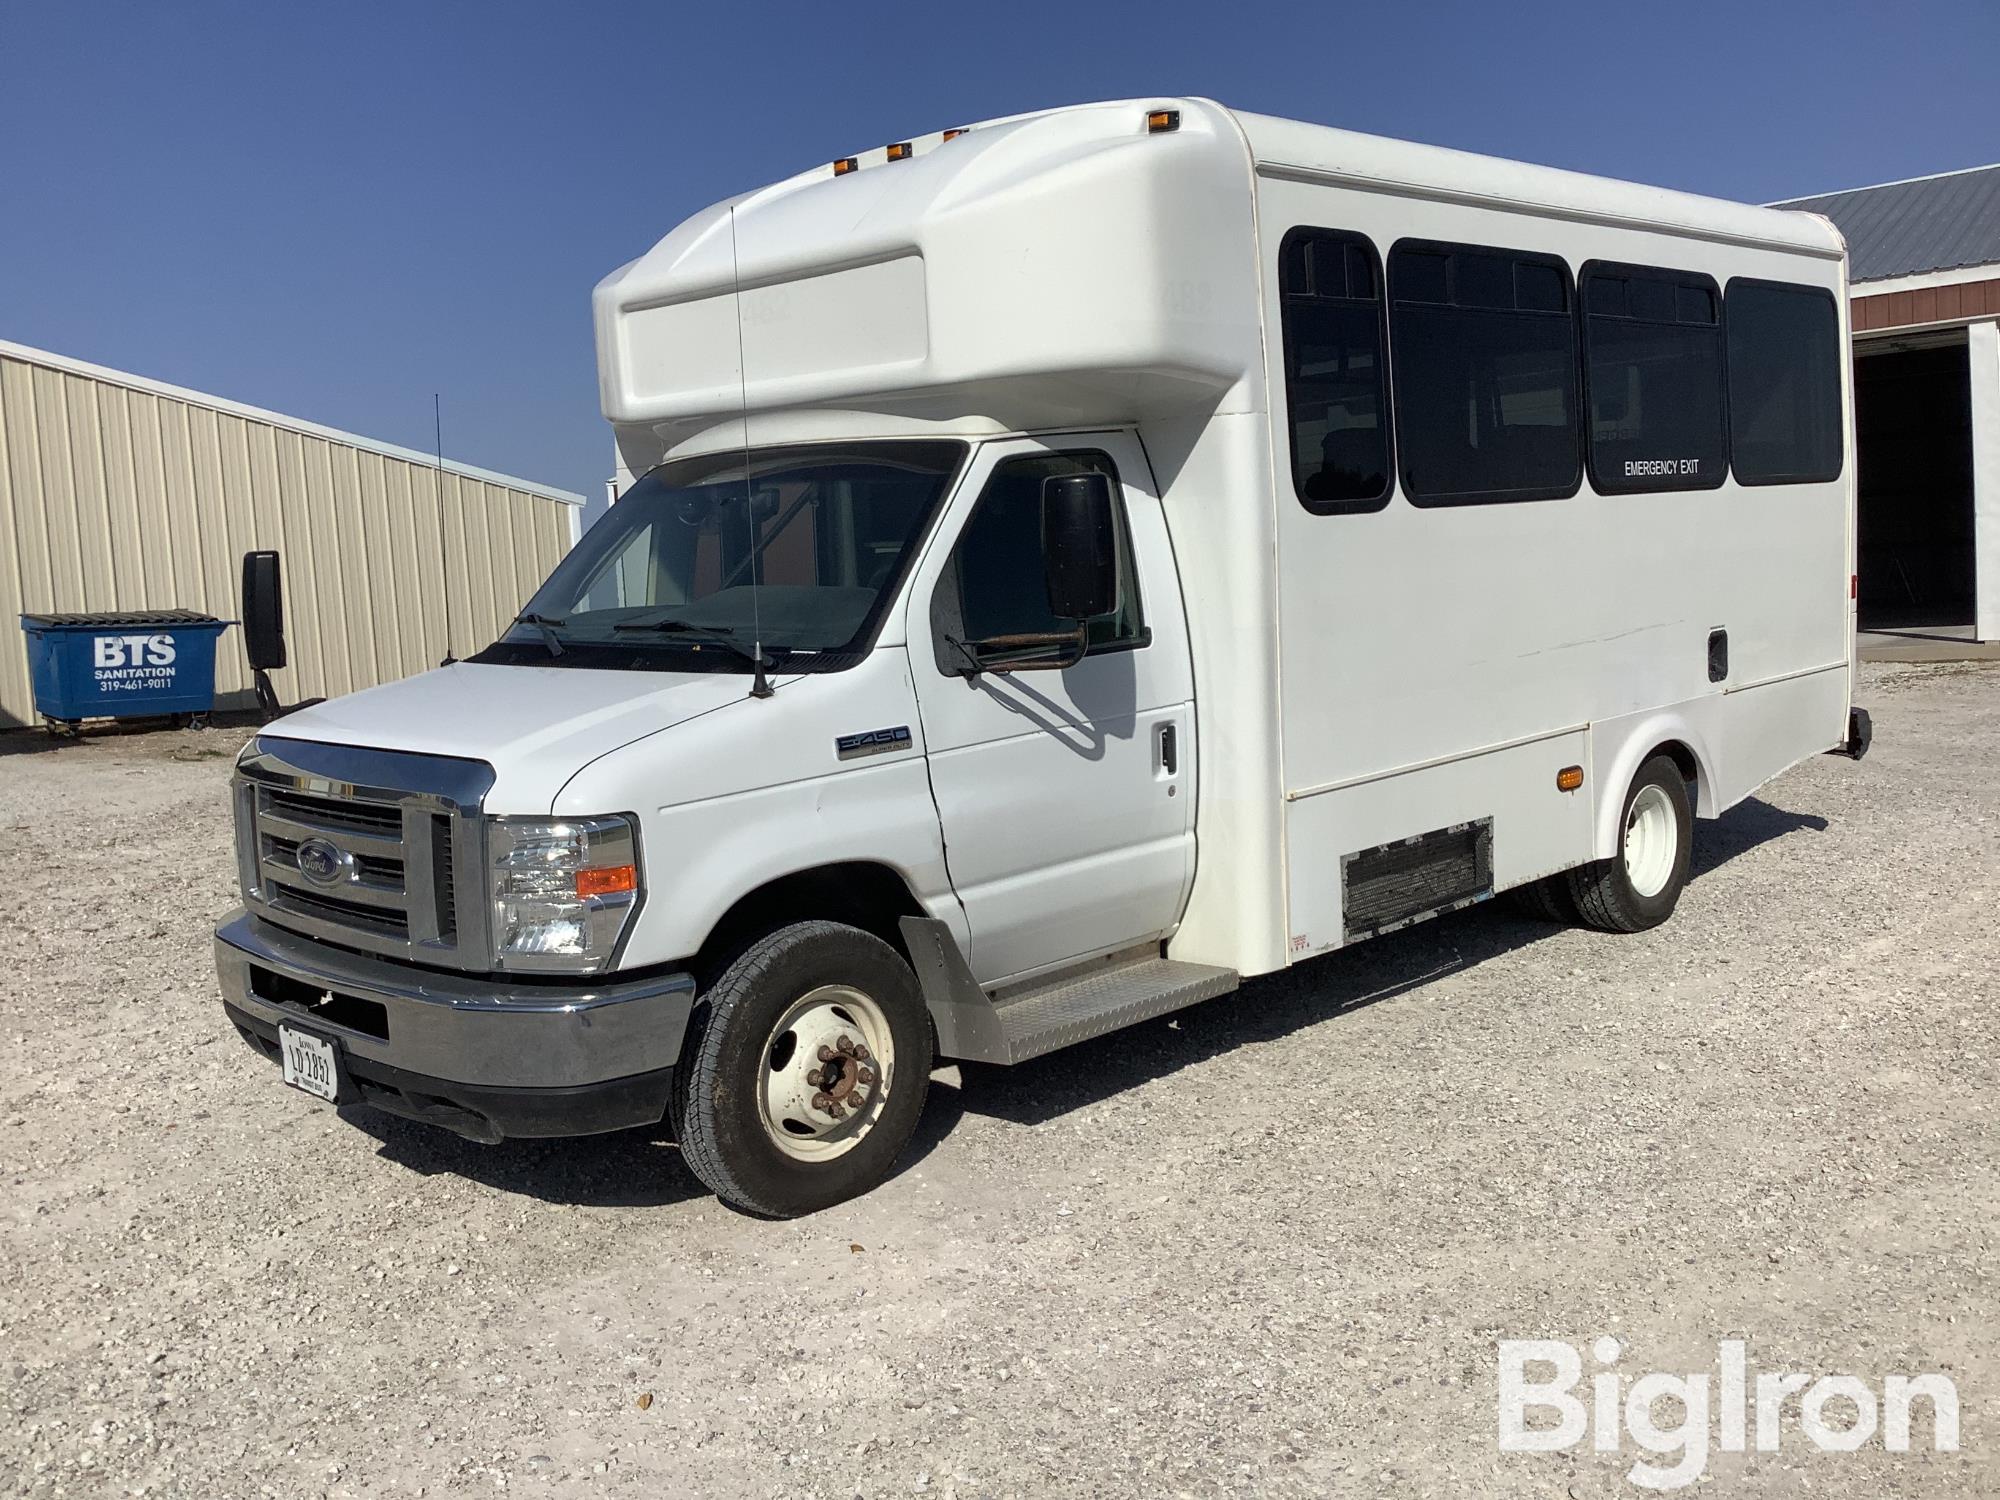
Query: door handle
[[1158, 722, 1178, 776]]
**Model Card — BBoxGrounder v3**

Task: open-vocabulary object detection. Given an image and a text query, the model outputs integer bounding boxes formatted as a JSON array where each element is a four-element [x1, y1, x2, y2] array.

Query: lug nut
[[857, 1066, 876, 1085], [817, 1045, 837, 1062], [805, 1068, 824, 1087], [836, 1036, 856, 1056], [811, 1092, 833, 1111], [852, 1044, 871, 1062], [826, 1101, 845, 1119]]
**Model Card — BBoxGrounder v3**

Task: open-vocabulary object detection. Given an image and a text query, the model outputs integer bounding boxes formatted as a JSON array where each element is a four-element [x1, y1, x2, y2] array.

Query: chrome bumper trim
[[213, 910, 694, 1089]]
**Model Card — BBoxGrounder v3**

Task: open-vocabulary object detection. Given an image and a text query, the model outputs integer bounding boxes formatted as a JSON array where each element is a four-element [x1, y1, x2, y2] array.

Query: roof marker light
[[942, 127, 969, 141], [886, 141, 914, 162], [833, 156, 859, 177], [1147, 108, 1180, 134]]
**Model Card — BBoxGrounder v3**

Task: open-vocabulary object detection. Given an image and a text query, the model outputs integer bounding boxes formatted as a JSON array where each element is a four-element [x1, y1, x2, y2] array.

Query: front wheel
[[672, 921, 932, 1217], [1566, 754, 1693, 933]]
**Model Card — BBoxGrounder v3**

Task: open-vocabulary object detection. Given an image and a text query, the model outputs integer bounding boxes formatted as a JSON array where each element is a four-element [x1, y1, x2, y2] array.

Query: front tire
[[672, 921, 932, 1217], [1566, 754, 1693, 933]]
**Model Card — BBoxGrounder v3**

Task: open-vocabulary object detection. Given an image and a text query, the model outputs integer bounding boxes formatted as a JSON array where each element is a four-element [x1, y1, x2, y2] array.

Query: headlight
[[487, 815, 641, 972]]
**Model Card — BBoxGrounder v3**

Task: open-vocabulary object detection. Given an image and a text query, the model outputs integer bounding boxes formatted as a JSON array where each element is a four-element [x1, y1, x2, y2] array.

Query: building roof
[[1770, 163, 2000, 284], [0, 337, 583, 505]]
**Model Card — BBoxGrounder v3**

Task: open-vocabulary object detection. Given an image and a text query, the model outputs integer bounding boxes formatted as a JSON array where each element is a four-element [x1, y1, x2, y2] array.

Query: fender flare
[[1591, 715, 1719, 862]]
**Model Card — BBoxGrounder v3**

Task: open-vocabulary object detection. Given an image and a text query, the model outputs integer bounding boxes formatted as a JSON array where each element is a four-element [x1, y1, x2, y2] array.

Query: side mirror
[[242, 551, 286, 670], [1042, 473, 1118, 622]]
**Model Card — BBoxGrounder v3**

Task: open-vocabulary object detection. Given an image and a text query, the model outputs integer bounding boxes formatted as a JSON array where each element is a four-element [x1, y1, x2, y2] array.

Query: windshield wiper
[[612, 619, 779, 699], [512, 611, 567, 658]]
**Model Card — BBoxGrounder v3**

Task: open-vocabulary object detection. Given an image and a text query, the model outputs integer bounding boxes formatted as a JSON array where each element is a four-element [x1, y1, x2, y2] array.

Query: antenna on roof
[[727, 203, 775, 701], [433, 392, 457, 667]]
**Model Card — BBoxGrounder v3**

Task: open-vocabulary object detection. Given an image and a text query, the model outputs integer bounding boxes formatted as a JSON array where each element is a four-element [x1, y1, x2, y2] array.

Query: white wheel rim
[[755, 985, 895, 1162], [1623, 783, 1677, 899]]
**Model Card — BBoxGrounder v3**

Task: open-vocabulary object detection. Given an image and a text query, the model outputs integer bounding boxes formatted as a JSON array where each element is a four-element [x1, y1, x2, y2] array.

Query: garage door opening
[[1855, 338, 1975, 633]]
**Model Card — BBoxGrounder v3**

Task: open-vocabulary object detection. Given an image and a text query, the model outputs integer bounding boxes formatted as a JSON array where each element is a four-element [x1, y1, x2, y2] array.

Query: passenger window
[[1279, 228, 1393, 514], [1726, 280, 1844, 485], [931, 451, 1146, 674], [1389, 240, 1582, 506], [1581, 263, 1726, 493]]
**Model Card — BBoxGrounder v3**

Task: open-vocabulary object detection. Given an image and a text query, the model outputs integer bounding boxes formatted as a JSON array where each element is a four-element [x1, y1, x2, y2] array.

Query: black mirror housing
[[1042, 473, 1118, 622], [242, 550, 287, 671]]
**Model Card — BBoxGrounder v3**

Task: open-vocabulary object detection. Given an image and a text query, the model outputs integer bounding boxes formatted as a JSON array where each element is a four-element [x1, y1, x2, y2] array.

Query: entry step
[[899, 917, 1240, 1066], [988, 957, 1238, 1064]]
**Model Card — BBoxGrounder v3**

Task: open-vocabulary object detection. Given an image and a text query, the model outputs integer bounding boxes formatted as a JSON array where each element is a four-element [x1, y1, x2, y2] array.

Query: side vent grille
[[1341, 818, 1494, 942]]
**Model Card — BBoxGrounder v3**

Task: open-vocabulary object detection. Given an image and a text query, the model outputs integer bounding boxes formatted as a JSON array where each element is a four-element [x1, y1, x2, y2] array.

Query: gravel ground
[[2, 662, 1995, 1499]]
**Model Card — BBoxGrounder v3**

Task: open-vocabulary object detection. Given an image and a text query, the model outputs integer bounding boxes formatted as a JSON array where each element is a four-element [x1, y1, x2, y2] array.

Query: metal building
[[1774, 164, 2000, 644], [0, 339, 582, 728]]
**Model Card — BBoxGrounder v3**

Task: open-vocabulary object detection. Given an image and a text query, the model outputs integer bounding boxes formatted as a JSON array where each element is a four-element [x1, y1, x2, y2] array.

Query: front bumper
[[214, 910, 695, 1140]]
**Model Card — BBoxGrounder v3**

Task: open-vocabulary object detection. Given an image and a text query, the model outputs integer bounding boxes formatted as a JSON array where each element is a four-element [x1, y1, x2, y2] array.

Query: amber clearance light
[[1556, 766, 1584, 793], [576, 864, 638, 898]]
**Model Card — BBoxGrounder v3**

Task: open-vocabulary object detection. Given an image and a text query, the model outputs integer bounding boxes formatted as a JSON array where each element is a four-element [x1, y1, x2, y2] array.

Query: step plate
[[992, 959, 1238, 1065]]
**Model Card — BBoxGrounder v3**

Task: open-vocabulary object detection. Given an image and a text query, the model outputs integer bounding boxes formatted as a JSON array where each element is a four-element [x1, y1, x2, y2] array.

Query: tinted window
[[1388, 241, 1582, 505], [931, 451, 1145, 674], [1582, 264, 1726, 492], [1726, 280, 1844, 485], [1280, 228, 1393, 513]]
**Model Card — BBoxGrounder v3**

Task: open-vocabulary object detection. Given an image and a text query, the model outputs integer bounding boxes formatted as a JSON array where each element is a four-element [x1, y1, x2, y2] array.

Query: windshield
[[474, 440, 966, 673]]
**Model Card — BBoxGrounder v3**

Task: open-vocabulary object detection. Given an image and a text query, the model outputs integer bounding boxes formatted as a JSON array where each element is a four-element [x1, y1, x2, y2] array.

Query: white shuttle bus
[[216, 99, 1871, 1216]]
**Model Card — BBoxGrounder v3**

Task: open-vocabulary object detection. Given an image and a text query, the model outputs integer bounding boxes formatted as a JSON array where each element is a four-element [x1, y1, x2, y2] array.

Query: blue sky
[[2, 0, 1995, 501]]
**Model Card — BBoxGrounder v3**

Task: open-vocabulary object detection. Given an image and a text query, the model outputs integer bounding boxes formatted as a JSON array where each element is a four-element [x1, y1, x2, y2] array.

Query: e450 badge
[[835, 725, 913, 761]]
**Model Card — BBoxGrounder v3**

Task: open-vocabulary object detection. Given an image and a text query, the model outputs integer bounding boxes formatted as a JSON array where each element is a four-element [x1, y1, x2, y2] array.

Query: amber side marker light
[[886, 141, 914, 162], [942, 127, 969, 141], [1147, 108, 1180, 133], [1556, 766, 1584, 793], [832, 156, 859, 177], [577, 865, 638, 898]]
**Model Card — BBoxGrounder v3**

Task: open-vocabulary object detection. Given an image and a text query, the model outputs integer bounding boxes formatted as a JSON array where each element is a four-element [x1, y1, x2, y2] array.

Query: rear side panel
[[1255, 171, 1852, 959]]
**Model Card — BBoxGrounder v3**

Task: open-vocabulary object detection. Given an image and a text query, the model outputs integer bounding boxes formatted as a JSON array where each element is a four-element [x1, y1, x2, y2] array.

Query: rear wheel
[[1507, 874, 1577, 925], [1566, 754, 1692, 933], [672, 920, 931, 1217]]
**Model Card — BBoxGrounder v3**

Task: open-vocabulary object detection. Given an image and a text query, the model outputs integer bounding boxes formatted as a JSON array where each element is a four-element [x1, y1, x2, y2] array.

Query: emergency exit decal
[[92, 633, 180, 693]]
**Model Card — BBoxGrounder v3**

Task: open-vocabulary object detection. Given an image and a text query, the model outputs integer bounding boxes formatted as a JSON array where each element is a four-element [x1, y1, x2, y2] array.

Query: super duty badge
[[835, 725, 913, 761]]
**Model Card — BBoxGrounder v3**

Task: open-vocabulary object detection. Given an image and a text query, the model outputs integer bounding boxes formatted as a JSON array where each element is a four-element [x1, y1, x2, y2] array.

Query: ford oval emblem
[[295, 837, 347, 886]]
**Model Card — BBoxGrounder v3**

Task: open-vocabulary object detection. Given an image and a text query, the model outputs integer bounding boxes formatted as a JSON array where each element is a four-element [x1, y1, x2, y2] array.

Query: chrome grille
[[233, 738, 495, 970]]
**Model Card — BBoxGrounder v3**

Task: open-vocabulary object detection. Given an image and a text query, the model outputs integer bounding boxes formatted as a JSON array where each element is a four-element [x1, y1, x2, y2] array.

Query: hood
[[260, 661, 761, 813]]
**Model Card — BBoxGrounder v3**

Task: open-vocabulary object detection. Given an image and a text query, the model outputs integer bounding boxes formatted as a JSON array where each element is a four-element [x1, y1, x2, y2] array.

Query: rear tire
[[1566, 754, 1692, 933], [672, 920, 931, 1218], [1507, 875, 1577, 925]]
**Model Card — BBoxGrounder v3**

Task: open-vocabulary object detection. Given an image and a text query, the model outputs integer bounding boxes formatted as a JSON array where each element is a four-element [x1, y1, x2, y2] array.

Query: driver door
[[906, 434, 1195, 985]]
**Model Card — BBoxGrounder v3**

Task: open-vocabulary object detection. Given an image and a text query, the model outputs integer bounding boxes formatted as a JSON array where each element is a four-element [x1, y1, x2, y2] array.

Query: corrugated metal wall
[[0, 346, 578, 728]]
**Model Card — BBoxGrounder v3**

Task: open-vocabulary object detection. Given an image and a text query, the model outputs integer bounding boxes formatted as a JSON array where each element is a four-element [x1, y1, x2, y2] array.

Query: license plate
[[278, 1025, 340, 1103]]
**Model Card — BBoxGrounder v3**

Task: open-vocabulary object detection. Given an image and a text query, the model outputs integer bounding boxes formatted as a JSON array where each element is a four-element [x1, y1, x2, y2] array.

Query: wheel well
[[1649, 739, 1702, 807], [692, 862, 927, 984]]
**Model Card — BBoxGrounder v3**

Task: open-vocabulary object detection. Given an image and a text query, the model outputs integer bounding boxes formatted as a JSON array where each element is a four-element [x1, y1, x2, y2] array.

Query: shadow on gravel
[[1688, 796, 1827, 879], [0, 709, 266, 757], [340, 1082, 969, 1209], [330, 796, 1823, 1197], [954, 794, 1827, 1131]]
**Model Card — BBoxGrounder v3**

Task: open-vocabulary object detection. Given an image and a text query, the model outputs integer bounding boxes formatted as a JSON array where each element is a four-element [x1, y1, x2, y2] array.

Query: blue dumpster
[[20, 611, 236, 731]]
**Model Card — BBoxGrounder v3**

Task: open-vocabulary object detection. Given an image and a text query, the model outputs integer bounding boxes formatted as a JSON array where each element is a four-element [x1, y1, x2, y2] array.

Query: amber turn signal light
[[1556, 766, 1584, 792], [576, 864, 638, 898]]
